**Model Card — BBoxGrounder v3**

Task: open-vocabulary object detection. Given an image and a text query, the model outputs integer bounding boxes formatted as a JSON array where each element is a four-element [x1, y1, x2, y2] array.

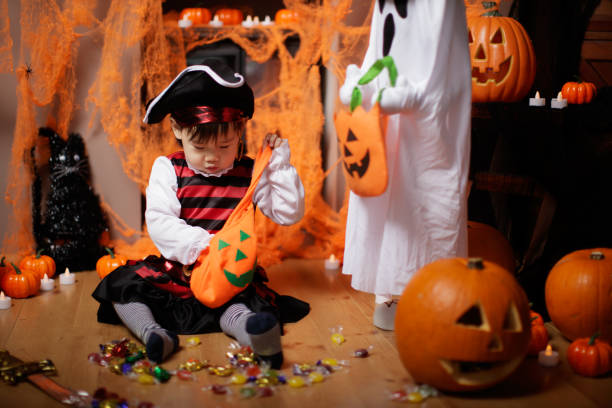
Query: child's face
[[176, 126, 240, 174]]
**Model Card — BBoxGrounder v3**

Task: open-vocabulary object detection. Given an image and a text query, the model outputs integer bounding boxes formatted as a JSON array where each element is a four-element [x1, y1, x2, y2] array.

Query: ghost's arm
[[375, 75, 427, 115]]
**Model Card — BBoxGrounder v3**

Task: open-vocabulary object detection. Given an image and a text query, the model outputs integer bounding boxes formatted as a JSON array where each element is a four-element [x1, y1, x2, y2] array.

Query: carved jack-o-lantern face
[[395, 258, 531, 392], [467, 11, 535, 102], [334, 104, 388, 196], [218, 229, 256, 288]]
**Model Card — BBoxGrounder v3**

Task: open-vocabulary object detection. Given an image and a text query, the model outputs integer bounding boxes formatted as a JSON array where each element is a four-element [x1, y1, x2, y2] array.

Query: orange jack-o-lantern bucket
[[190, 147, 272, 308], [334, 56, 397, 197]]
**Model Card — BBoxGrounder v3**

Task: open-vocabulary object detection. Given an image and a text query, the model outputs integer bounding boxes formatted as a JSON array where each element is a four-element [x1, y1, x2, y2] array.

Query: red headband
[[171, 106, 244, 127]]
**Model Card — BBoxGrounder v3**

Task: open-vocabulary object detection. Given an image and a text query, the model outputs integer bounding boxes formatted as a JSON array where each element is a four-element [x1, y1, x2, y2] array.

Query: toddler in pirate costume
[[92, 60, 309, 367]]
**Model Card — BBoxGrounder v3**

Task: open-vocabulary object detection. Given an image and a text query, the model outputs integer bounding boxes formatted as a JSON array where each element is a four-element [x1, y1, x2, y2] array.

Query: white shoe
[[373, 300, 398, 331]]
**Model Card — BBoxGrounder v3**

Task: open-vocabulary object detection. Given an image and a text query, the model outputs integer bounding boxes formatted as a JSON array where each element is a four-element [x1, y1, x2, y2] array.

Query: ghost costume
[[339, 0, 471, 297]]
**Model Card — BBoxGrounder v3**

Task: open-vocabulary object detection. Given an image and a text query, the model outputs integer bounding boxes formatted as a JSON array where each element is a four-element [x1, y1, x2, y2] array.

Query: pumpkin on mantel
[[466, 1, 536, 102], [561, 81, 597, 104], [545, 248, 612, 342], [214, 9, 243, 26], [179, 8, 211, 25], [395, 257, 531, 392], [275, 9, 299, 25]]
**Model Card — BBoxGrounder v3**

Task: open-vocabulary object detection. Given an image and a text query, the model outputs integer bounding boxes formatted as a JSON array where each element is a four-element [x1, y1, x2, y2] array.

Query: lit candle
[[253, 16, 260, 26], [178, 17, 193, 28], [529, 91, 545, 107], [242, 15, 254, 28], [209, 15, 223, 27], [551, 92, 568, 109], [40, 273, 55, 291], [0, 291, 11, 310], [261, 15, 274, 26], [538, 344, 559, 367], [59, 267, 75, 285], [325, 254, 340, 270]]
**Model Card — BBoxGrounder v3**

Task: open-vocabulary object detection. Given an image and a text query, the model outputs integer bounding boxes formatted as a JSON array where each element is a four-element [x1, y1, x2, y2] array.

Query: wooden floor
[[1, 258, 611, 407]]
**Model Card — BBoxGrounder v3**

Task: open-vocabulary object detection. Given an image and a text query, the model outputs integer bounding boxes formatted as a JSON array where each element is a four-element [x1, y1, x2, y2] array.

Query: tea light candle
[[178, 17, 193, 28], [40, 273, 55, 291], [325, 254, 340, 270], [538, 344, 559, 367], [59, 267, 75, 285], [529, 91, 545, 107], [253, 16, 260, 26], [242, 15, 254, 27], [209, 15, 223, 27], [0, 291, 11, 310], [261, 15, 274, 26], [551, 92, 568, 109]]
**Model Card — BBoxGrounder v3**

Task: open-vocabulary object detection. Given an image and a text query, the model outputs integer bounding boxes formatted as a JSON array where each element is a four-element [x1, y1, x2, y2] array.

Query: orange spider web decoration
[[2, 0, 372, 266]]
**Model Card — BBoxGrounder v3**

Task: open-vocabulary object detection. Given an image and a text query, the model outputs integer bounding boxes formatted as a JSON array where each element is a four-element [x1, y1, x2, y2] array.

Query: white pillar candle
[[551, 92, 568, 109], [261, 15, 274, 26], [325, 254, 340, 270], [40, 273, 55, 291], [59, 267, 75, 285], [0, 291, 11, 310], [178, 17, 193, 28], [529, 91, 545, 107], [242, 15, 254, 27]]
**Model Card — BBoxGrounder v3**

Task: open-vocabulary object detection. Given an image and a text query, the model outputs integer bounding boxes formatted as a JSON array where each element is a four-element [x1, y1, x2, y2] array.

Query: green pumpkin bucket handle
[[350, 55, 398, 112]]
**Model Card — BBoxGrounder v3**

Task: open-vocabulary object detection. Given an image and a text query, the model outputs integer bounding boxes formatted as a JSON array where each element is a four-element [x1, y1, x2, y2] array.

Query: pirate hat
[[143, 59, 254, 124]]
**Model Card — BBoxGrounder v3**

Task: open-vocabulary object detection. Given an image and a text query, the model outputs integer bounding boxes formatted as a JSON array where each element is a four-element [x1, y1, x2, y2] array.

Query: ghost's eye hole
[[490, 27, 504, 44], [378, 0, 385, 13], [394, 0, 408, 18], [502, 302, 523, 332]]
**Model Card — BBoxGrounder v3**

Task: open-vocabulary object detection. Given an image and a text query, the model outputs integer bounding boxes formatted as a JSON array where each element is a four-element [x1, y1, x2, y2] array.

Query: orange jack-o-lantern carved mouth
[[342, 129, 370, 178], [471, 56, 511, 84]]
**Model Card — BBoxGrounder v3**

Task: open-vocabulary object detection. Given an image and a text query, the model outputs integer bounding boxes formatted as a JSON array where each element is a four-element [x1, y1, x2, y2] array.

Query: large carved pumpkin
[[396, 257, 531, 392], [467, 220, 515, 273], [190, 147, 272, 308], [545, 249, 612, 341], [467, 2, 536, 102]]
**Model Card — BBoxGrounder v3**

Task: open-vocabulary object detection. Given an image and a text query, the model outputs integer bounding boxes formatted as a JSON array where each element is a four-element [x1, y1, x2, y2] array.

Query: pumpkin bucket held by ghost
[[395, 257, 531, 392], [190, 147, 272, 308], [334, 56, 398, 197]]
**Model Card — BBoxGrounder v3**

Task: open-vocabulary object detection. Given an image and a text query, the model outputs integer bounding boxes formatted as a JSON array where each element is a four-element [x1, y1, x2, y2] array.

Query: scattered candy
[[308, 371, 325, 383], [330, 326, 345, 345], [407, 391, 424, 403], [389, 384, 439, 403], [288, 376, 306, 388], [211, 384, 228, 394], [176, 369, 195, 381], [186, 336, 201, 347], [239, 386, 256, 399], [353, 346, 373, 358], [230, 373, 247, 384], [137, 374, 156, 385]]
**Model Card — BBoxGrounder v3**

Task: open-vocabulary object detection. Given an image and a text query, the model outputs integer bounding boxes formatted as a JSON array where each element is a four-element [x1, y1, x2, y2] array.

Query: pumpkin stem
[[590, 251, 604, 260], [467, 257, 485, 270], [36, 248, 44, 258], [9, 262, 22, 275], [104, 247, 116, 259], [589, 332, 600, 345]]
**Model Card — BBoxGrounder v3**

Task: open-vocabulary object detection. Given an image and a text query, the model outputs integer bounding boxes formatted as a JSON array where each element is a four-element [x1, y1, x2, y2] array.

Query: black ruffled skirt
[[92, 255, 310, 335]]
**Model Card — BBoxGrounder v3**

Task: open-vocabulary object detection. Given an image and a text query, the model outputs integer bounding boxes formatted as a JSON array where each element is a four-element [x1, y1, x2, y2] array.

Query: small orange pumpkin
[[215, 8, 243, 26], [395, 257, 531, 392], [19, 249, 56, 280], [179, 8, 212, 25], [530, 309, 544, 326], [275, 9, 299, 25], [96, 247, 128, 279], [567, 333, 612, 377], [527, 317, 549, 356], [561, 81, 596, 104], [1, 262, 40, 298], [545, 249, 612, 341], [467, 1, 536, 102], [190, 147, 272, 308]]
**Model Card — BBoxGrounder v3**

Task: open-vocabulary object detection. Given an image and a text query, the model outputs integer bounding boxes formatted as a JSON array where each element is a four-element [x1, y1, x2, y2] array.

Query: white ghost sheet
[[339, 0, 472, 296]]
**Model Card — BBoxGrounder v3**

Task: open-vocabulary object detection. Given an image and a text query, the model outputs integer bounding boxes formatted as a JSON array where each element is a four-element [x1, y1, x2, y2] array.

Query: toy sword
[[0, 349, 90, 406]]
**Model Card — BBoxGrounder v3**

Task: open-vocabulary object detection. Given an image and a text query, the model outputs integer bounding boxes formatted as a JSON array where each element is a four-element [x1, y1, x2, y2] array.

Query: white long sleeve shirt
[[145, 140, 304, 265]]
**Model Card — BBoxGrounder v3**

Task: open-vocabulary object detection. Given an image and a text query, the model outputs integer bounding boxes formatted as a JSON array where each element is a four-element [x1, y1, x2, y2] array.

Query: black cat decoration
[[32, 127, 109, 272]]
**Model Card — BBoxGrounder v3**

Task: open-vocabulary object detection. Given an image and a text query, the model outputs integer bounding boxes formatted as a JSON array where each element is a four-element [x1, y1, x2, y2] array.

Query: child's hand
[[264, 133, 283, 149]]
